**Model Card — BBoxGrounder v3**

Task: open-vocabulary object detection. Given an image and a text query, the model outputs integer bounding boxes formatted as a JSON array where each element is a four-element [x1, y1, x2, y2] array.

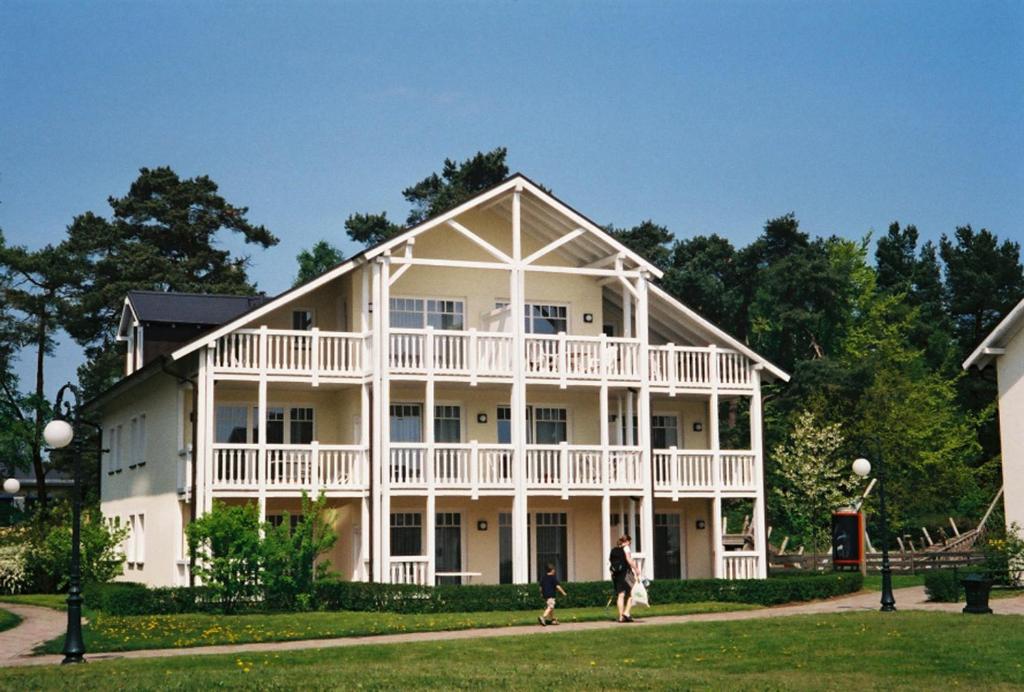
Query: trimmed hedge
[[923, 570, 961, 602], [88, 573, 861, 616]]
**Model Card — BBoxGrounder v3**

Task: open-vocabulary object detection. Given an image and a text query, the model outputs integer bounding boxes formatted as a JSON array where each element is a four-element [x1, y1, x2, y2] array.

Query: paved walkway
[[2, 587, 1022, 669], [0, 603, 66, 665]]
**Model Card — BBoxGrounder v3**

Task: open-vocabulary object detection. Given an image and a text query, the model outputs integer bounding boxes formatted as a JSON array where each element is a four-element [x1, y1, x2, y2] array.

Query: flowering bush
[[981, 523, 1024, 586], [0, 544, 29, 594]]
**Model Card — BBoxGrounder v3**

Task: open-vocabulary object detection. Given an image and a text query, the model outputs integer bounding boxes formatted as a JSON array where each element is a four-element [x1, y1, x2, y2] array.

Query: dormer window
[[292, 309, 314, 331]]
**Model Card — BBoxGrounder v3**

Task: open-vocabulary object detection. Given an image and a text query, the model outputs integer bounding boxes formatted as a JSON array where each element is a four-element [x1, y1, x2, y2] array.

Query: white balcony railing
[[389, 328, 513, 377], [648, 345, 753, 389], [212, 328, 369, 377], [390, 556, 429, 585], [389, 443, 515, 492], [523, 334, 640, 382], [723, 551, 759, 580], [653, 449, 758, 496], [525, 444, 643, 493], [211, 443, 369, 491]]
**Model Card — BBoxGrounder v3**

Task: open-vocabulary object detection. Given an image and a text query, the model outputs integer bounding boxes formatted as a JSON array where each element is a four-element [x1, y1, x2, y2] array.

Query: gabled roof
[[120, 290, 272, 337], [963, 296, 1024, 370], [170, 173, 663, 361]]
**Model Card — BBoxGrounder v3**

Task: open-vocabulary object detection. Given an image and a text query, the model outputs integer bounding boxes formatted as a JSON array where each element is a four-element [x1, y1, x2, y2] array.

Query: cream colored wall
[[260, 277, 350, 332], [997, 326, 1024, 533], [214, 384, 363, 445], [650, 397, 711, 449], [100, 373, 189, 587]]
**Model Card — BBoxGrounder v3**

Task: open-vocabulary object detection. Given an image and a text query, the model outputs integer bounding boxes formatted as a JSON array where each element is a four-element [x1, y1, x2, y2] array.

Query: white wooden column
[[600, 382, 611, 567], [510, 186, 530, 584], [203, 346, 215, 514], [709, 343, 723, 578], [359, 495, 370, 581], [750, 366, 768, 578], [195, 349, 209, 516], [636, 272, 654, 580], [425, 334, 437, 583], [379, 254, 392, 581], [257, 326, 268, 525], [370, 260, 384, 582]]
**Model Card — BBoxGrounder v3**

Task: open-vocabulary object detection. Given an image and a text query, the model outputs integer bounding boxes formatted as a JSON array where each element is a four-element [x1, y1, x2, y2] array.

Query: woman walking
[[609, 534, 640, 622]]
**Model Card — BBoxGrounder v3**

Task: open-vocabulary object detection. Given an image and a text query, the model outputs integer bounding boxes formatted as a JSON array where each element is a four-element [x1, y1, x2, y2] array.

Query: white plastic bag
[[631, 579, 649, 607]]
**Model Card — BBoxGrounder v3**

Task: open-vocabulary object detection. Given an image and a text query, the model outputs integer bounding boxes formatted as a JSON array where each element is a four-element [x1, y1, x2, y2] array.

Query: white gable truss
[[169, 173, 788, 381]]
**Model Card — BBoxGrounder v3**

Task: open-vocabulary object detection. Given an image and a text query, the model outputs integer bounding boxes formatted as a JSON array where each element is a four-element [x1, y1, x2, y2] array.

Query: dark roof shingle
[[127, 290, 272, 326]]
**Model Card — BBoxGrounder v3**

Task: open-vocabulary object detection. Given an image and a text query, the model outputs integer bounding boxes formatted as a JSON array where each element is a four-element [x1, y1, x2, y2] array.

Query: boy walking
[[538, 563, 567, 626]]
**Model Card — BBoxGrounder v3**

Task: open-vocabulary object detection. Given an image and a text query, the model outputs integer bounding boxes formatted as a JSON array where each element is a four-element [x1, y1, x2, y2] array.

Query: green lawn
[[0, 608, 21, 633], [0, 594, 67, 610], [2, 611, 1022, 690], [36, 601, 757, 654], [861, 574, 926, 591]]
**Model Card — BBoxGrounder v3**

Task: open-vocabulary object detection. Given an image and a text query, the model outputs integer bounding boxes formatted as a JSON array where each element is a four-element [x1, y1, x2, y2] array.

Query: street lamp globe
[[2, 478, 19, 495], [852, 457, 872, 478], [43, 419, 75, 449]]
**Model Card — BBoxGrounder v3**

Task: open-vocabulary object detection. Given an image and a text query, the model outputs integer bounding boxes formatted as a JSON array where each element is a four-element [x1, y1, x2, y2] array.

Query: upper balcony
[[209, 326, 757, 392]]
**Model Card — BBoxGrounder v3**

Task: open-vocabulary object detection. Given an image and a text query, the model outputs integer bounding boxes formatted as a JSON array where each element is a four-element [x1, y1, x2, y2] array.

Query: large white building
[[964, 296, 1024, 533], [94, 174, 788, 588]]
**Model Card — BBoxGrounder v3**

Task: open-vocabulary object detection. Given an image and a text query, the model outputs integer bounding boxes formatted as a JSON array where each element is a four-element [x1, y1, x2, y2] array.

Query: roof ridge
[[128, 289, 269, 299]]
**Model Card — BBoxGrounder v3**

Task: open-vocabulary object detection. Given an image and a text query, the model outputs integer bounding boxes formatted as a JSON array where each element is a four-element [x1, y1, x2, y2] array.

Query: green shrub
[[980, 523, 1024, 586], [261, 492, 337, 610], [923, 570, 961, 602], [24, 503, 128, 592], [186, 501, 263, 614], [92, 572, 862, 616]]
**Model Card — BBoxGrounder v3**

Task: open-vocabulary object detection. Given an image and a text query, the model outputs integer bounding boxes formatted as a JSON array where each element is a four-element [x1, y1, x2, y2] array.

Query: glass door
[[654, 512, 683, 579], [435, 512, 462, 585], [535, 512, 568, 581]]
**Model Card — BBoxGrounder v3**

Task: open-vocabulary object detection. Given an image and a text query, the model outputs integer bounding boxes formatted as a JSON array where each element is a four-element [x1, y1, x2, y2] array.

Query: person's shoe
[[623, 615, 634, 622], [550, 619, 560, 625], [538, 616, 547, 626]]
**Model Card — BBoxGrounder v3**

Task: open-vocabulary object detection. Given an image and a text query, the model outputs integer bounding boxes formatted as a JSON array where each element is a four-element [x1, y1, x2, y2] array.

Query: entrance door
[[435, 512, 462, 585], [654, 512, 683, 579], [499, 512, 512, 584], [535, 512, 568, 581]]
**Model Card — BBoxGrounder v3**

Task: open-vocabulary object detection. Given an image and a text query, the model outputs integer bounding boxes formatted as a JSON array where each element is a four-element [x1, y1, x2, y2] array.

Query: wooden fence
[[769, 551, 986, 574]]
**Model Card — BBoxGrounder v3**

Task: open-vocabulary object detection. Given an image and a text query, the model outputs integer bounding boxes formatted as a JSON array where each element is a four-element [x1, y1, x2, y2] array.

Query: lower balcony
[[211, 443, 369, 493], [652, 449, 758, 497], [387, 443, 644, 496]]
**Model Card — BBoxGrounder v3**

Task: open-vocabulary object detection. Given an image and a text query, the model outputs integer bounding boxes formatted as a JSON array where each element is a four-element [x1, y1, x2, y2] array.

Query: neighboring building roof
[[963, 296, 1024, 370], [126, 290, 272, 326]]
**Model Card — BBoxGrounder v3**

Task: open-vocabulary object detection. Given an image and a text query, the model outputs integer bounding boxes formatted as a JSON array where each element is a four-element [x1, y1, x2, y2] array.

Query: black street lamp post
[[853, 444, 896, 612], [43, 382, 100, 664]]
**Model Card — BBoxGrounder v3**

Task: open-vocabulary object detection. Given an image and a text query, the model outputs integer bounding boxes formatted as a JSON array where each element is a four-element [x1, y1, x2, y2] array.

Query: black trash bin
[[960, 573, 993, 614]]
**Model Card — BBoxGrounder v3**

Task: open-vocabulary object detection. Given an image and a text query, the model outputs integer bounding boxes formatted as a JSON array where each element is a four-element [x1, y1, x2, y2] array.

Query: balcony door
[[651, 414, 679, 449], [534, 512, 568, 581], [654, 512, 684, 579], [390, 404, 423, 442], [496, 406, 567, 445], [435, 512, 462, 585]]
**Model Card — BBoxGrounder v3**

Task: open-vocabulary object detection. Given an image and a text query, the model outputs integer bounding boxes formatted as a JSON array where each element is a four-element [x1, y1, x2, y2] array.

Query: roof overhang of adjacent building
[[963, 296, 1024, 371]]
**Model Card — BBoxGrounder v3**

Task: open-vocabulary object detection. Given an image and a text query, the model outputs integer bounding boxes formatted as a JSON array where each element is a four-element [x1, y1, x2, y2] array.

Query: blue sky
[[2, 1, 1022, 394]]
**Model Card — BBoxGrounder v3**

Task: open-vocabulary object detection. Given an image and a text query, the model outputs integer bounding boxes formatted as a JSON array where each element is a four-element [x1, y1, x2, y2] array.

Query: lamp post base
[[61, 655, 86, 665]]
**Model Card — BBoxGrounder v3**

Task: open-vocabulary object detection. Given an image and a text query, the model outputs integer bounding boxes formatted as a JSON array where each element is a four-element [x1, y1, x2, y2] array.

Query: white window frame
[[651, 412, 681, 450], [433, 402, 463, 444], [390, 295, 466, 331], [495, 300, 571, 334]]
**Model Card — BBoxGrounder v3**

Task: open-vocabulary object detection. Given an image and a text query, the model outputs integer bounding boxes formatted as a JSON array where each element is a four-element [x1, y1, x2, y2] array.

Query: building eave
[[963, 296, 1024, 371]]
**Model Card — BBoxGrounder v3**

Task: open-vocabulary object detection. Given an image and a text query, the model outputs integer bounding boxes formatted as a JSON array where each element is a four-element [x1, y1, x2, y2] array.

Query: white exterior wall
[[100, 373, 190, 587], [997, 326, 1024, 532]]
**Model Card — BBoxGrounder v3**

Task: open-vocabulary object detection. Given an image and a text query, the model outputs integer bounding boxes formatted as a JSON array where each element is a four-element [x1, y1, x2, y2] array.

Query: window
[[105, 428, 115, 473], [495, 302, 569, 334], [390, 404, 423, 442], [267, 514, 302, 533], [435, 512, 462, 585], [390, 512, 422, 556], [265, 407, 285, 444], [129, 414, 147, 466], [216, 406, 248, 444], [654, 513, 682, 579], [535, 512, 567, 581], [434, 405, 461, 443], [497, 405, 539, 444], [125, 514, 145, 567], [527, 304, 567, 334], [290, 407, 314, 445], [292, 309, 314, 331], [534, 408, 567, 444], [651, 415, 679, 449], [499, 512, 512, 584], [115, 425, 124, 471], [389, 297, 465, 330]]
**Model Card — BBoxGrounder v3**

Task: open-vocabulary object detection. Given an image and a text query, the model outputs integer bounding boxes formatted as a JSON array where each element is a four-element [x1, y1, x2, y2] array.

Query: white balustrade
[[722, 551, 759, 580], [212, 444, 258, 489], [717, 350, 753, 388], [389, 556, 429, 585], [525, 445, 642, 490], [607, 447, 643, 487], [213, 329, 367, 377], [648, 346, 753, 390], [523, 334, 641, 381], [389, 444, 427, 486], [720, 452, 757, 490], [319, 446, 368, 489]]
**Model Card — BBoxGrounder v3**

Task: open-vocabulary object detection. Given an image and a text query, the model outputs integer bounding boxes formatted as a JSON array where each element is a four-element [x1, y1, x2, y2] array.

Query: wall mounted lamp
[[477, 413, 488, 424], [477, 520, 488, 531]]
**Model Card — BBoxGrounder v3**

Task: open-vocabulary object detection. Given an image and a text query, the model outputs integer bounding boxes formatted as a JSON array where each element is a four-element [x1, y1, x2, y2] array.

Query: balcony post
[[667, 343, 677, 397], [636, 272, 655, 580], [559, 441, 569, 500], [470, 440, 480, 500], [426, 493, 436, 586], [751, 366, 768, 578], [379, 254, 392, 582], [311, 440, 320, 496], [258, 326, 268, 525], [469, 327, 479, 385], [510, 185, 529, 584], [311, 327, 320, 387], [558, 331, 567, 388], [195, 348, 209, 516], [670, 445, 679, 502], [709, 342, 723, 578], [370, 259, 384, 582]]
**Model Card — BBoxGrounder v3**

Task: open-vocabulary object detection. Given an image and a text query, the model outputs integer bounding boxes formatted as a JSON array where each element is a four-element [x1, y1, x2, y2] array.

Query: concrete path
[[2, 587, 1022, 669], [0, 604, 66, 665]]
